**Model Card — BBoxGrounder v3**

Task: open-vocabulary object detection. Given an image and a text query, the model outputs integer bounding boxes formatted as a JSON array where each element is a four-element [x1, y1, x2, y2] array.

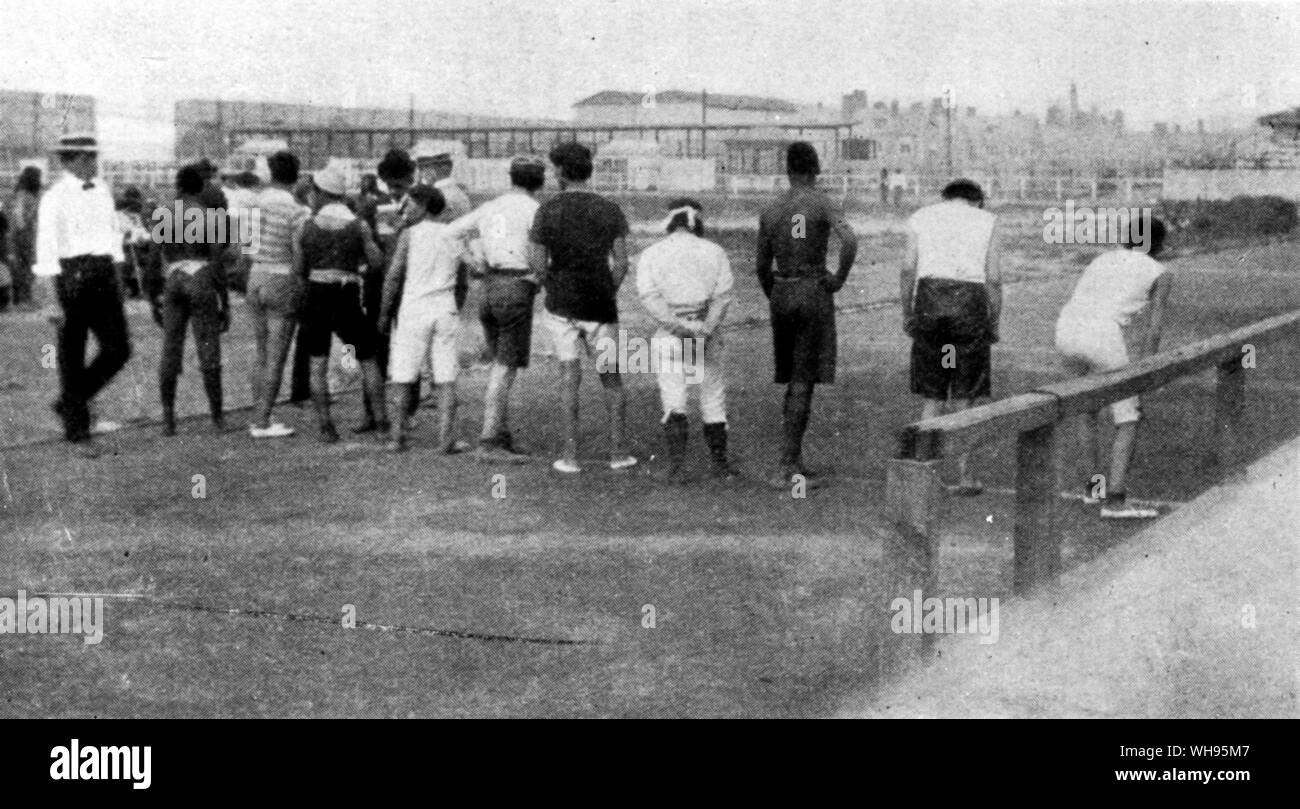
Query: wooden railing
[[884, 309, 1300, 602]]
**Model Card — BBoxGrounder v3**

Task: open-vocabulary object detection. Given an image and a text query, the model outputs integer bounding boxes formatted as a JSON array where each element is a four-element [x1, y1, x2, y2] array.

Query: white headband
[[662, 205, 700, 233]]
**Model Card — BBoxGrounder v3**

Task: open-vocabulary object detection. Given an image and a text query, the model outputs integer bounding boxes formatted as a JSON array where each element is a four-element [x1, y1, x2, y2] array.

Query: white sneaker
[[91, 419, 123, 434], [609, 455, 638, 471], [552, 458, 583, 474], [1100, 500, 1160, 519], [249, 422, 295, 439]]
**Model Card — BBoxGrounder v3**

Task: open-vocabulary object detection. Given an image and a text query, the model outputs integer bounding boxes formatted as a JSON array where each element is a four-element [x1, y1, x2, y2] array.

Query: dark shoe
[[351, 417, 379, 434], [319, 422, 340, 444], [703, 422, 737, 480], [498, 431, 530, 457], [662, 413, 689, 484]]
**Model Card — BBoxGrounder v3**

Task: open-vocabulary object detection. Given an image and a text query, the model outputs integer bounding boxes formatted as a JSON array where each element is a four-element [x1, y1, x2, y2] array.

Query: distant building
[[0, 89, 96, 169], [573, 90, 801, 127], [174, 98, 559, 163], [841, 90, 869, 122]]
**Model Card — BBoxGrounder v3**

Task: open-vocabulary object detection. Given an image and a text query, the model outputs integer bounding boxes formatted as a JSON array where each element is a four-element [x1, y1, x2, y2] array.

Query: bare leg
[[559, 359, 580, 465], [1109, 421, 1139, 495], [599, 369, 627, 460], [437, 382, 461, 453], [389, 382, 416, 450], [950, 398, 982, 489], [480, 363, 515, 443], [256, 314, 297, 428], [920, 397, 944, 421], [360, 358, 388, 432]]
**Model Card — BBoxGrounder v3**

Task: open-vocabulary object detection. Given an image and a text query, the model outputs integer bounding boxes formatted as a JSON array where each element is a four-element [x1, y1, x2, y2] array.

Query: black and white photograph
[[0, 0, 1293, 771]]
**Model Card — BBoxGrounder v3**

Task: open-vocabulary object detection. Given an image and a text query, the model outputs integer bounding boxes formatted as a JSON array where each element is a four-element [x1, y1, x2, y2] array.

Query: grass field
[[1, 214, 1297, 717]]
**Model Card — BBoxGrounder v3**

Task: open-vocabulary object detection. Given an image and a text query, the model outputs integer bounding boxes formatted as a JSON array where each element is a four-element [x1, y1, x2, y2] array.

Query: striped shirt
[[245, 186, 308, 269]]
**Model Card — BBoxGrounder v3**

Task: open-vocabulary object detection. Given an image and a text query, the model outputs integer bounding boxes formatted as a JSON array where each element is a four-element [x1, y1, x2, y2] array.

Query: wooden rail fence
[[884, 308, 1300, 605]]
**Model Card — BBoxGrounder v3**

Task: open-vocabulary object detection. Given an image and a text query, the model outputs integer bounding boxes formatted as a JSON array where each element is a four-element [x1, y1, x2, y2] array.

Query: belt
[[670, 305, 708, 320], [251, 261, 293, 275], [167, 259, 208, 277], [773, 275, 822, 283], [309, 269, 360, 285], [487, 266, 532, 276], [58, 254, 114, 272]]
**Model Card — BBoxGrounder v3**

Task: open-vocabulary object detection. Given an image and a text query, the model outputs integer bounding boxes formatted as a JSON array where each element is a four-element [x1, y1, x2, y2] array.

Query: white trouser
[[654, 326, 727, 425]]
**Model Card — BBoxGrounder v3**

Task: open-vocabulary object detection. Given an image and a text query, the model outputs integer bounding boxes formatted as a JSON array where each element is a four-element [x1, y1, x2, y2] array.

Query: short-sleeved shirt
[[446, 190, 538, 271], [1059, 249, 1165, 327], [529, 190, 628, 323], [245, 186, 308, 267], [908, 200, 996, 284], [758, 187, 839, 279]]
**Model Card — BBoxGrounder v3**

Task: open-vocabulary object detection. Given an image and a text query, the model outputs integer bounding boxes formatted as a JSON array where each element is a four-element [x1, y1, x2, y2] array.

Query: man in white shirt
[[1056, 217, 1172, 519], [379, 188, 468, 453], [446, 156, 544, 464], [900, 178, 1002, 494], [636, 199, 736, 482], [35, 134, 131, 456], [420, 150, 473, 312]]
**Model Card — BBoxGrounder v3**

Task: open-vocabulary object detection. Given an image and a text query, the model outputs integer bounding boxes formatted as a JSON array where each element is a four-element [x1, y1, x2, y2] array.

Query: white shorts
[[1055, 316, 1140, 423], [543, 309, 618, 364], [389, 300, 459, 385], [654, 327, 728, 425]]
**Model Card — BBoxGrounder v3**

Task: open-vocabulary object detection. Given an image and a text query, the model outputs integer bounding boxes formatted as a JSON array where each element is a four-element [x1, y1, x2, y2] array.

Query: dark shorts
[[480, 274, 537, 369], [300, 280, 378, 360], [909, 277, 992, 401], [770, 277, 836, 384]]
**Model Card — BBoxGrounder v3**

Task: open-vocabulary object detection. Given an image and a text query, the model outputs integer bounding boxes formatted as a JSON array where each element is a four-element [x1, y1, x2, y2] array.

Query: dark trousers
[[10, 246, 35, 305], [159, 267, 223, 420], [289, 330, 312, 402], [54, 255, 132, 441]]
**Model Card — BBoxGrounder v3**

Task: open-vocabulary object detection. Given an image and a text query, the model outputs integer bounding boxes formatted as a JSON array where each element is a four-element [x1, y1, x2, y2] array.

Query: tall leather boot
[[662, 413, 690, 484], [703, 422, 737, 479]]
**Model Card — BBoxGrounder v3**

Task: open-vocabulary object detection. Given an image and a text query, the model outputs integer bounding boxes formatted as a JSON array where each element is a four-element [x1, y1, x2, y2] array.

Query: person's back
[[400, 220, 461, 305], [637, 230, 730, 308], [300, 202, 366, 276], [759, 185, 833, 278], [909, 199, 997, 284], [248, 185, 306, 267], [1060, 248, 1165, 327], [532, 189, 627, 323]]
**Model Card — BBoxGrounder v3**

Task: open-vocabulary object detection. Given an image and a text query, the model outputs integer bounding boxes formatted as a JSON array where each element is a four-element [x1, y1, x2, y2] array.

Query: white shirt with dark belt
[[446, 191, 538, 272], [34, 172, 125, 276], [908, 200, 995, 284], [636, 231, 734, 332]]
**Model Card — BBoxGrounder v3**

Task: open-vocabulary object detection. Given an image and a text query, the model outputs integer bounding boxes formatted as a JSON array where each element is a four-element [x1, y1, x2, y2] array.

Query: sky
[[3, 0, 1299, 158]]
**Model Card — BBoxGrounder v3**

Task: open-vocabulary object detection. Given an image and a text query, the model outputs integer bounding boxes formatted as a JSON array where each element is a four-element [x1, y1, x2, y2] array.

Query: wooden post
[[1212, 357, 1246, 478], [1013, 423, 1060, 596], [883, 458, 943, 667]]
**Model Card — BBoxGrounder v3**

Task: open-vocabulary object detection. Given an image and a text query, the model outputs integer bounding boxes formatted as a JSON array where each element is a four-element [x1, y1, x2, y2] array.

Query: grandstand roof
[[1258, 107, 1300, 130], [574, 90, 799, 114]]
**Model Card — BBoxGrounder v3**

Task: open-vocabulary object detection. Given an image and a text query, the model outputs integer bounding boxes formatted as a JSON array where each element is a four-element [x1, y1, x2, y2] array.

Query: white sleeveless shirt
[[908, 200, 996, 284]]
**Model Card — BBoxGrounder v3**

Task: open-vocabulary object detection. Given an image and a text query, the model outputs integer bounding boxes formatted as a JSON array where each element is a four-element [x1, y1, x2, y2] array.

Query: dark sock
[[201, 366, 223, 423], [781, 386, 813, 466]]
